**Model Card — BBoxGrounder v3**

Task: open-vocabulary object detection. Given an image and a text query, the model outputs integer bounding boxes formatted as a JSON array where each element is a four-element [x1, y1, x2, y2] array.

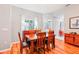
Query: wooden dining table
[[25, 32, 55, 53]]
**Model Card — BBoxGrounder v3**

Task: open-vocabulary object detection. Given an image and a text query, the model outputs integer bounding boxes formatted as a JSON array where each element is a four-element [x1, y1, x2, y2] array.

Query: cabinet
[[65, 34, 74, 44], [65, 33, 79, 46], [74, 35, 79, 46]]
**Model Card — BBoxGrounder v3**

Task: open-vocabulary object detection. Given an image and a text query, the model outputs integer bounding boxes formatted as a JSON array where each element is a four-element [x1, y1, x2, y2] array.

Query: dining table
[[25, 32, 55, 53]]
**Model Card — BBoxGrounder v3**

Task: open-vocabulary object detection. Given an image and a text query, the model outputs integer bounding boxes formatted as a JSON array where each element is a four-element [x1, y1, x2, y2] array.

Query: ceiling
[[13, 4, 66, 14]]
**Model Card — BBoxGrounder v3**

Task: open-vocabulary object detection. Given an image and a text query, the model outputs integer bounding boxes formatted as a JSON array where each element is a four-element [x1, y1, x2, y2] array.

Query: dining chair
[[18, 32, 29, 54], [23, 30, 31, 49], [37, 32, 46, 54], [23, 30, 29, 41], [59, 30, 64, 36], [47, 31, 55, 50], [29, 30, 37, 53]]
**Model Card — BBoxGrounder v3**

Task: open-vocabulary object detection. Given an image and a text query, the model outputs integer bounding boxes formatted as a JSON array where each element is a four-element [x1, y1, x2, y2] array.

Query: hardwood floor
[[0, 39, 79, 54]]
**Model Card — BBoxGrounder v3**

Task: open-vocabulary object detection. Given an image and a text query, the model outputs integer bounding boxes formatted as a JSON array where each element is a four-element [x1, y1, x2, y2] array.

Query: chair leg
[[10, 46, 13, 54], [52, 42, 55, 48], [53, 36, 55, 48], [44, 48, 45, 54], [20, 48, 23, 54], [37, 48, 40, 54], [25, 48, 28, 54], [43, 44, 45, 54]]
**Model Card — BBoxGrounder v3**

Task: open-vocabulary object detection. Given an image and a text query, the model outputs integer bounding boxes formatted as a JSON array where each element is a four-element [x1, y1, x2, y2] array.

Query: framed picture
[[69, 16, 79, 29]]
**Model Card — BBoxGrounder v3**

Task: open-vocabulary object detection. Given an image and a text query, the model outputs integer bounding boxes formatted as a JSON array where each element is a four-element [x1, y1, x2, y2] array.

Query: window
[[34, 18, 38, 29], [44, 20, 53, 29], [21, 17, 38, 31]]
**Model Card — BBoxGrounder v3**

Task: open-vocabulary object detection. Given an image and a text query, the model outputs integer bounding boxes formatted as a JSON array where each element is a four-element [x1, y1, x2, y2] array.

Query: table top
[[25, 33, 48, 40]]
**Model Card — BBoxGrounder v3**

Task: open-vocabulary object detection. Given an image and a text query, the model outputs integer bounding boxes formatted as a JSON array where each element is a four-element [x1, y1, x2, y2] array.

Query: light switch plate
[[2, 28, 8, 31]]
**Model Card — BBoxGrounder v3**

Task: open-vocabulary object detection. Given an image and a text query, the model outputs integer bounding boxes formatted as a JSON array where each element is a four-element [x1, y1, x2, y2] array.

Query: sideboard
[[65, 33, 79, 46]]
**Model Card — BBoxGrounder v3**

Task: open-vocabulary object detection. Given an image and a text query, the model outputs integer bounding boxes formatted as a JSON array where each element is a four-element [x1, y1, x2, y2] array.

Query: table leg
[[30, 40, 34, 53], [52, 35, 55, 48]]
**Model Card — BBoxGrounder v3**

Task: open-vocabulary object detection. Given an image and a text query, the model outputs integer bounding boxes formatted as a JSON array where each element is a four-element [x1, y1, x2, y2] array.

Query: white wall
[[64, 5, 79, 34], [0, 5, 12, 50]]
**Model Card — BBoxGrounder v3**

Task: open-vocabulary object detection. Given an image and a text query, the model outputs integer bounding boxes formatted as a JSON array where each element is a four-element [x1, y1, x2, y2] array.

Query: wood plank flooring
[[0, 39, 79, 54]]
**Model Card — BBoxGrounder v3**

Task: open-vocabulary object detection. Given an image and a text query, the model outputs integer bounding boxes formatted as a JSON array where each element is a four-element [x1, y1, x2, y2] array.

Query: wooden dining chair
[[18, 32, 29, 54], [59, 30, 64, 36], [37, 32, 46, 54], [23, 30, 31, 49], [28, 30, 36, 53], [23, 30, 29, 41], [47, 31, 55, 50]]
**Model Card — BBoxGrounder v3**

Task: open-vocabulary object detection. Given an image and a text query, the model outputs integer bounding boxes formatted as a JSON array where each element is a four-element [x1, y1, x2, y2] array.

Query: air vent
[[65, 4, 71, 7]]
